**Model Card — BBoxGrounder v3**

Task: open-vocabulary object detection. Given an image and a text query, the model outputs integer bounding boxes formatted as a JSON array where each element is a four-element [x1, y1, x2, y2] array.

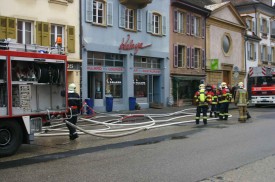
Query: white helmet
[[238, 82, 244, 89], [68, 83, 76, 93], [221, 82, 227, 88], [199, 84, 205, 90]]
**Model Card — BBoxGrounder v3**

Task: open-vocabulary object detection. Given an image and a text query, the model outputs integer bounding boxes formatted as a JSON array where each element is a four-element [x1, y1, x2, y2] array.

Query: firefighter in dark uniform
[[208, 85, 218, 118], [66, 83, 82, 140], [194, 84, 212, 125], [218, 82, 232, 120]]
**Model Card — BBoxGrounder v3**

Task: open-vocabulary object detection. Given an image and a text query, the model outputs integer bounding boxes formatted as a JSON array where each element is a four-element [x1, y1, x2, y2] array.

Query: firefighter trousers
[[238, 106, 247, 122], [195, 105, 208, 125], [219, 102, 229, 120], [66, 115, 78, 136]]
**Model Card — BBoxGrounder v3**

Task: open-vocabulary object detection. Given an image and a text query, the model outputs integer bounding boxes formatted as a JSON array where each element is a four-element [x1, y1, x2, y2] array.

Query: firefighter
[[234, 82, 249, 122], [194, 84, 211, 125], [66, 83, 82, 140], [209, 85, 218, 117], [216, 83, 222, 118], [218, 82, 232, 120]]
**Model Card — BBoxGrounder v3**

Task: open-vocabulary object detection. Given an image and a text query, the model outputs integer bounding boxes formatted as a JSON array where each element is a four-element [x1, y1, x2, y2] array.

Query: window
[[17, 20, 33, 44], [222, 33, 232, 55], [261, 45, 268, 62], [147, 11, 166, 36], [246, 18, 253, 31], [194, 48, 200, 69], [125, 8, 134, 30], [260, 18, 269, 36], [51, 25, 64, 48], [105, 73, 122, 98], [119, 5, 141, 31], [248, 42, 255, 61], [87, 52, 124, 67], [174, 45, 186, 68], [192, 16, 200, 37], [86, 0, 113, 26], [134, 75, 147, 98], [134, 57, 160, 68], [174, 10, 185, 33], [272, 47, 275, 63]]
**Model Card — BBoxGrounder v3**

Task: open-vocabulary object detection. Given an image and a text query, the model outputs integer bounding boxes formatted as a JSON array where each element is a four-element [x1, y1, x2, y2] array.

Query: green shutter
[[36, 22, 42, 45], [7, 17, 16, 39], [67, 25, 75, 53], [0, 16, 7, 39], [42, 22, 50, 46]]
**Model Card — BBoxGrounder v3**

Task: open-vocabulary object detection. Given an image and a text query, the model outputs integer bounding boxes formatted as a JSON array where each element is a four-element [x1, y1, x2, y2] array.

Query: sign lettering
[[119, 34, 152, 54]]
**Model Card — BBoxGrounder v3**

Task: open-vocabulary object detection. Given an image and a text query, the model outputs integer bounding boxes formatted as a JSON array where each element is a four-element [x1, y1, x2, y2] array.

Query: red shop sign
[[119, 34, 152, 54]]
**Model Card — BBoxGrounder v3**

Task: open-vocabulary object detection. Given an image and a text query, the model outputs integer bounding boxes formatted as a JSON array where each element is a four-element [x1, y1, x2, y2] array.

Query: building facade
[[81, 0, 170, 112], [0, 0, 82, 94], [170, 0, 211, 106], [205, 2, 246, 87]]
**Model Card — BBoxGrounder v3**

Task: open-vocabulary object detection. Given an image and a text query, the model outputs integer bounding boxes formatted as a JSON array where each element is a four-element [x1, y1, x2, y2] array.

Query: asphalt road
[[1, 106, 275, 182]]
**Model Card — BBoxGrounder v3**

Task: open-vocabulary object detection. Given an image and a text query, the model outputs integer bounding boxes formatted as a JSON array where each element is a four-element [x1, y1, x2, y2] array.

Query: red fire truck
[[0, 40, 68, 156], [248, 66, 275, 107]]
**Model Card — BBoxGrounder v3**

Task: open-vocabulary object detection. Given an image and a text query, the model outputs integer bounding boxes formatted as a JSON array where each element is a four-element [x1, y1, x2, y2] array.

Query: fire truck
[[0, 40, 68, 156], [248, 66, 275, 107]]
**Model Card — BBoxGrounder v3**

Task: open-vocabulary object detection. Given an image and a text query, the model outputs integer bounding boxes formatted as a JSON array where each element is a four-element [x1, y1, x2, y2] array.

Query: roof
[[205, 1, 230, 11], [180, 0, 217, 7]]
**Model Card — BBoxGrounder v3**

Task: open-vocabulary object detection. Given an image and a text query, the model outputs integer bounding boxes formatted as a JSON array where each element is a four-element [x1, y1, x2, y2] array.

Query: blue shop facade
[[81, 0, 170, 112]]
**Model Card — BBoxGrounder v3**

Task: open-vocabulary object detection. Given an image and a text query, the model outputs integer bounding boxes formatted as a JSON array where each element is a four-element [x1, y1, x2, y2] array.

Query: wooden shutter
[[107, 2, 113, 26], [162, 15, 166, 35], [36, 22, 42, 45], [147, 11, 152, 33], [0, 16, 7, 39], [7, 17, 16, 39], [137, 9, 142, 31], [187, 47, 190, 68], [86, 0, 93, 22], [202, 49, 205, 69], [42, 22, 50, 46], [201, 18, 205, 38], [174, 10, 178, 32], [191, 47, 195, 68], [186, 13, 190, 35], [67, 26, 75, 53], [119, 4, 125, 28], [174, 44, 178, 68]]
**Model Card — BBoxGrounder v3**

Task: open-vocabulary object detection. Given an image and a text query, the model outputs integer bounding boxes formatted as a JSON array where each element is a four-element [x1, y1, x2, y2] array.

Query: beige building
[[0, 0, 81, 93], [205, 2, 246, 87]]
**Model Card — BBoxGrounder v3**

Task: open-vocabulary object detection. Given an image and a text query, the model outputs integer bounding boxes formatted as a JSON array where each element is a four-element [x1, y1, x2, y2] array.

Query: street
[[1, 106, 275, 182]]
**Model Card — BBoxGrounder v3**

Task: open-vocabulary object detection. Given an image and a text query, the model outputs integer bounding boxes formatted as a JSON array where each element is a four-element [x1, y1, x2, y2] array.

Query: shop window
[[105, 73, 122, 98], [147, 11, 166, 36], [95, 72, 103, 99], [86, 0, 113, 26], [51, 24, 64, 48], [17, 20, 33, 44], [134, 75, 147, 98], [87, 52, 124, 67]]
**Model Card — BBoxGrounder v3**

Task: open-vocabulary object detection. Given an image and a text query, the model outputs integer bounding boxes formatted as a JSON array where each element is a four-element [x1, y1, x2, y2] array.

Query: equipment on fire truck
[[0, 40, 68, 157]]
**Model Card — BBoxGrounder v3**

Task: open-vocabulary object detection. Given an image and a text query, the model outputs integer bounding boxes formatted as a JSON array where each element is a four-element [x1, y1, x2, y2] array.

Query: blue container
[[129, 97, 136, 110], [106, 97, 113, 112], [85, 98, 94, 114]]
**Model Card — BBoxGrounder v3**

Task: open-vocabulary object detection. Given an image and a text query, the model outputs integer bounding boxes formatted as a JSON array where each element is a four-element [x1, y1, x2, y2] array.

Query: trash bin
[[106, 97, 113, 112], [129, 97, 136, 111], [85, 98, 94, 115]]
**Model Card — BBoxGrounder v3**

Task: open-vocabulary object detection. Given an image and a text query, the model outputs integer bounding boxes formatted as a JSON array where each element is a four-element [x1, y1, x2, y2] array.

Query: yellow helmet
[[68, 83, 76, 93], [238, 82, 244, 88], [199, 84, 205, 90], [221, 82, 227, 88]]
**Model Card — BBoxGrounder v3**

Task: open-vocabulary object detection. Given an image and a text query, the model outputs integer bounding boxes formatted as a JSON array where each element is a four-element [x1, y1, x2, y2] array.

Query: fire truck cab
[[248, 66, 275, 107], [0, 40, 68, 156]]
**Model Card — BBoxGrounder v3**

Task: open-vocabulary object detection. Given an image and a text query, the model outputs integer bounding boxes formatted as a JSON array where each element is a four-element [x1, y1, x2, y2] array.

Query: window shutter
[[252, 20, 255, 33], [174, 10, 178, 32], [186, 13, 190, 35], [107, 2, 113, 26], [147, 11, 152, 33], [7, 17, 16, 39], [248, 42, 251, 59], [67, 26, 75, 53], [268, 46, 271, 62], [187, 47, 190, 68], [119, 4, 125, 28], [191, 47, 194, 68], [42, 22, 50, 46], [202, 49, 205, 69], [254, 43, 257, 61], [267, 20, 269, 34], [191, 15, 194, 35], [261, 45, 263, 60], [86, 0, 93, 23], [0, 16, 7, 39], [201, 18, 205, 38], [162, 15, 167, 35], [260, 18, 263, 32], [36, 22, 42, 45], [174, 44, 178, 68], [137, 9, 142, 31]]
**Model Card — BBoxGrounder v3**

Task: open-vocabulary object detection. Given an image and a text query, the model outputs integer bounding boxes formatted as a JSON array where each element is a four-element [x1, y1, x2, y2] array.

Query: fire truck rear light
[[30, 117, 42, 134]]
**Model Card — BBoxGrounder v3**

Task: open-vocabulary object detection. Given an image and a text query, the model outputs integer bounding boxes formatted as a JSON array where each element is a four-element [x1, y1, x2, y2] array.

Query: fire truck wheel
[[0, 121, 23, 157]]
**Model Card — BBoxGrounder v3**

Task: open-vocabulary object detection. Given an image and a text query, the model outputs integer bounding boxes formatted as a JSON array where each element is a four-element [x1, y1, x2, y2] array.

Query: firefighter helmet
[[68, 83, 76, 93], [221, 82, 227, 88], [205, 84, 212, 91], [238, 82, 244, 89], [199, 84, 205, 90]]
